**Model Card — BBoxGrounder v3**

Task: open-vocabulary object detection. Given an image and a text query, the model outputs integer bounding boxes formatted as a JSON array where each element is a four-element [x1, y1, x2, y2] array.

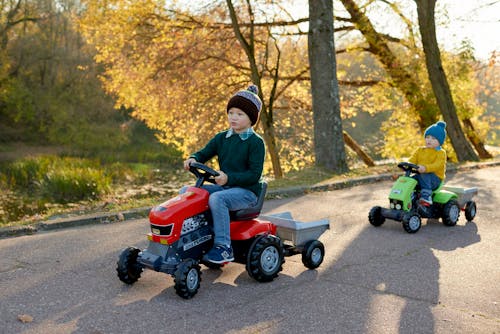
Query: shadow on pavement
[[320, 217, 480, 333]]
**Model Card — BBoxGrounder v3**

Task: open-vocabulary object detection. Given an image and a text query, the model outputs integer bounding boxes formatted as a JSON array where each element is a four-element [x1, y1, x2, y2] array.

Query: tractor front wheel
[[402, 213, 421, 234], [174, 259, 201, 299], [246, 235, 284, 282], [117, 247, 143, 284], [368, 206, 385, 227]]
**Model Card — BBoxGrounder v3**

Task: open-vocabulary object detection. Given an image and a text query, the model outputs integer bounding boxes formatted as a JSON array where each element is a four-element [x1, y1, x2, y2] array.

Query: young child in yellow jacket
[[408, 121, 447, 206]]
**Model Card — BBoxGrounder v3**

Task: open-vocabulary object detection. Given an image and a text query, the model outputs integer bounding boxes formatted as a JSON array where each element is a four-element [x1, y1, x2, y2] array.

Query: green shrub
[[1, 157, 50, 190]]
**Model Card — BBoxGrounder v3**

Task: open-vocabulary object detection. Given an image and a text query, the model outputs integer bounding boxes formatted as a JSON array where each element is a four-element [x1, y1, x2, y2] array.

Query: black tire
[[465, 201, 477, 222], [402, 213, 421, 234], [368, 206, 385, 227], [117, 247, 143, 284], [442, 200, 460, 226], [301, 240, 325, 269], [174, 259, 201, 299], [246, 235, 284, 282]]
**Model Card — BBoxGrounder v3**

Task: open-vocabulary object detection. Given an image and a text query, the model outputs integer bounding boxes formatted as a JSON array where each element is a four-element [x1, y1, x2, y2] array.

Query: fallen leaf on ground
[[17, 314, 33, 323]]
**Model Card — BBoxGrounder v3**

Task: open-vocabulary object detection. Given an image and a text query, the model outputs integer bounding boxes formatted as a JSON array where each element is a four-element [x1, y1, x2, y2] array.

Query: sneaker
[[203, 244, 234, 264], [419, 197, 433, 206]]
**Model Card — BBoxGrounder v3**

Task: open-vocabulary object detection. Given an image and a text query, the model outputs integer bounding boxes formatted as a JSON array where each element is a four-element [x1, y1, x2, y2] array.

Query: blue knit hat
[[227, 85, 262, 125], [424, 121, 447, 145]]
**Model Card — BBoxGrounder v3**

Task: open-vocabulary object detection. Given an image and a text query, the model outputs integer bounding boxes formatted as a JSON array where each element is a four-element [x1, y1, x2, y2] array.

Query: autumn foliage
[[77, 0, 497, 172]]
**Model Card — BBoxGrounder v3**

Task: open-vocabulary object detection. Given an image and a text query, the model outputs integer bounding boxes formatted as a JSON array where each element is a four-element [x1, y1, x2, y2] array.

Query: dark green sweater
[[191, 130, 265, 196]]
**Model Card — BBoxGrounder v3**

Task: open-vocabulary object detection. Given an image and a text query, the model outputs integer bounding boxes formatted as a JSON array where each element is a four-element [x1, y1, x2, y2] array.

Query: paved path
[[0, 166, 499, 333]]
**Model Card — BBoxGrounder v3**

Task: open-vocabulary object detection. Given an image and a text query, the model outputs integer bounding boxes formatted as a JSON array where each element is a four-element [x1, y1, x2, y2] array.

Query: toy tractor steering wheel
[[397, 162, 420, 176], [189, 162, 220, 187]]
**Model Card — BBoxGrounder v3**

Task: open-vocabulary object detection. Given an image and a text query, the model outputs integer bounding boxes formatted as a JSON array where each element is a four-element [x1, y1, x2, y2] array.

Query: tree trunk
[[340, 0, 434, 131], [340, 0, 479, 162], [462, 118, 492, 159], [308, 0, 348, 173], [258, 105, 283, 178], [343, 131, 375, 167], [226, 0, 284, 178], [414, 0, 479, 161]]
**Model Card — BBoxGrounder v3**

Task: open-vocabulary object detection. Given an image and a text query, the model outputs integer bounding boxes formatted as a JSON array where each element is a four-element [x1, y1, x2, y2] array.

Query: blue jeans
[[413, 173, 441, 200], [180, 185, 257, 246]]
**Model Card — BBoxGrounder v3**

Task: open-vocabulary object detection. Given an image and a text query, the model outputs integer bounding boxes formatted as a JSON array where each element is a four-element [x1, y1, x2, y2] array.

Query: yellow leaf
[[17, 314, 33, 323]]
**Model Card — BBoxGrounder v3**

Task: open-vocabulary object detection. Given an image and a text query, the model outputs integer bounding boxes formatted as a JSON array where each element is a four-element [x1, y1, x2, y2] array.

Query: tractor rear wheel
[[246, 235, 284, 282], [442, 200, 460, 226], [117, 247, 143, 284]]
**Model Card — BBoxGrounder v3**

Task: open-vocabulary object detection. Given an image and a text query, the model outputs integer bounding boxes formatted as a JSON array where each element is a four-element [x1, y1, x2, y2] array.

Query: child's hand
[[183, 158, 197, 170], [417, 165, 426, 173], [215, 171, 228, 185]]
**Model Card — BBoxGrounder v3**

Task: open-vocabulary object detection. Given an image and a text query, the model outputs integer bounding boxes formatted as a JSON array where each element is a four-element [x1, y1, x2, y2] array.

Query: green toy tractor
[[369, 162, 477, 233]]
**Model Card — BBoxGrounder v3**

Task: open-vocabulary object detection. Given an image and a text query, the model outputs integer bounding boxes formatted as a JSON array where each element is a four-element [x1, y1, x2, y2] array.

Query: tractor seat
[[415, 181, 444, 193], [230, 182, 267, 221], [433, 182, 444, 193]]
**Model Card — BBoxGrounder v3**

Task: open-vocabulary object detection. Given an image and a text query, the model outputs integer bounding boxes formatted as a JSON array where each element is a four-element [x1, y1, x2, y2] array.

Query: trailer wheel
[[117, 247, 143, 284], [246, 235, 284, 282], [464, 201, 477, 222], [368, 206, 385, 227], [301, 240, 325, 269], [402, 213, 421, 233], [174, 259, 201, 299], [442, 200, 460, 226]]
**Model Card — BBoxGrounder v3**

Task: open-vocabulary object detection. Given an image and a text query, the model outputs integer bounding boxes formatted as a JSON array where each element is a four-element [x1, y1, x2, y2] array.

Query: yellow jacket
[[409, 147, 447, 180]]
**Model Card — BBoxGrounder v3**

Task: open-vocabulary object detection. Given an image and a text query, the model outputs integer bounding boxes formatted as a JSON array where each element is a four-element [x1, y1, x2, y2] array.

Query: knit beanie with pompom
[[424, 121, 447, 145], [226, 85, 262, 125]]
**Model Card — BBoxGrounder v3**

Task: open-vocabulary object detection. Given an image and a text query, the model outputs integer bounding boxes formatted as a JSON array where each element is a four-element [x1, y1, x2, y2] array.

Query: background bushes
[[0, 153, 187, 225], [1, 156, 111, 203]]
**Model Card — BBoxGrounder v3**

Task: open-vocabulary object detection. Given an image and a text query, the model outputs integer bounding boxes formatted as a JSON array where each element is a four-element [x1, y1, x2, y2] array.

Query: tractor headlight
[[390, 202, 395, 209], [396, 203, 402, 210], [150, 223, 173, 236]]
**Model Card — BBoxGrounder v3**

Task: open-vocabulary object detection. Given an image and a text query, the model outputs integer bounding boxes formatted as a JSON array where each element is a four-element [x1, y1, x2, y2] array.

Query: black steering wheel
[[397, 162, 420, 176], [189, 162, 220, 187]]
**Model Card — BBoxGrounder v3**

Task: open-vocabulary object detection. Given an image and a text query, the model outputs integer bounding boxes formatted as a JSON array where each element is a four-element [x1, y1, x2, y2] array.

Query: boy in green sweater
[[183, 85, 265, 264], [408, 121, 447, 206]]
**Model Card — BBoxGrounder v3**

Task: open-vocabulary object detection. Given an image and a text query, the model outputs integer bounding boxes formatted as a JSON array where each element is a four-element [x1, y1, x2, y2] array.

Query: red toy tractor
[[117, 162, 329, 299]]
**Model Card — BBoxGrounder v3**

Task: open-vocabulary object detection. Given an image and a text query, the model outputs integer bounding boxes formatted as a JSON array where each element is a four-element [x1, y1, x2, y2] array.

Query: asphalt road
[[1, 166, 499, 334]]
